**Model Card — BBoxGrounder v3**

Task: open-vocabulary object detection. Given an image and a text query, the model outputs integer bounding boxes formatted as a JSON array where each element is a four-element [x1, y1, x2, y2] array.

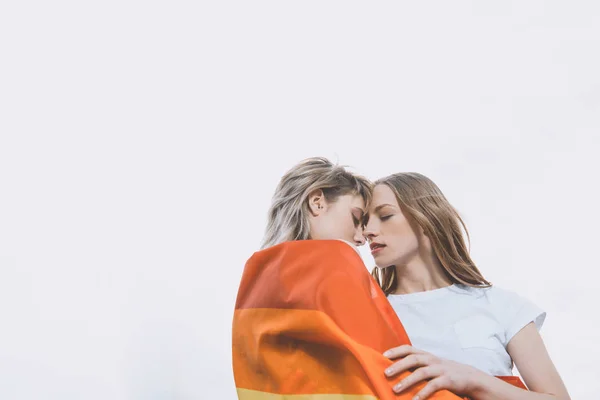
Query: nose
[[354, 231, 366, 246], [362, 221, 378, 243]]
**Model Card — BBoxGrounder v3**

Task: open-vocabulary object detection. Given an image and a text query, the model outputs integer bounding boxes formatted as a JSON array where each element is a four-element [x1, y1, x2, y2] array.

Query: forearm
[[470, 374, 568, 400]]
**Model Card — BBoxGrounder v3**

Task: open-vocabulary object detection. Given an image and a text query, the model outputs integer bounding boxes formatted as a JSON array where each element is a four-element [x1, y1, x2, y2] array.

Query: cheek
[[330, 210, 353, 237], [345, 215, 357, 235], [390, 220, 420, 249]]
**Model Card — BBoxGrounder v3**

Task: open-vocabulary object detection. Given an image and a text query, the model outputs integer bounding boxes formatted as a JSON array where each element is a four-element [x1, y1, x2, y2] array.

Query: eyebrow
[[373, 204, 396, 213]]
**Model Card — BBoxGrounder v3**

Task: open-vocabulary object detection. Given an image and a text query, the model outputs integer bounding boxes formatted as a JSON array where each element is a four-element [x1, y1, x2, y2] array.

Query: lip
[[370, 242, 386, 254]]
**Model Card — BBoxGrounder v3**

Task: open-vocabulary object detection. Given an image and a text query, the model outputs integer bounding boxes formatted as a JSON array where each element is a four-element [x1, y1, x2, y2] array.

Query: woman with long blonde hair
[[366, 173, 570, 400]]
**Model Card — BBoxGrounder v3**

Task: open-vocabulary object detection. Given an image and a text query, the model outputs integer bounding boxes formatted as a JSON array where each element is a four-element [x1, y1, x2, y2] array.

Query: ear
[[308, 189, 326, 216]]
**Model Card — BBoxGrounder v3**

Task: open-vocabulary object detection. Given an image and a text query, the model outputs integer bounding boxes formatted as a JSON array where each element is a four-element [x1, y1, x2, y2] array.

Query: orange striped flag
[[232, 240, 526, 400]]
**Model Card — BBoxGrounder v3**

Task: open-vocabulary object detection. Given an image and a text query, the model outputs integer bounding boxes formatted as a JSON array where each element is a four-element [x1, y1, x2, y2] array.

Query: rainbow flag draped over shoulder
[[232, 240, 526, 400]]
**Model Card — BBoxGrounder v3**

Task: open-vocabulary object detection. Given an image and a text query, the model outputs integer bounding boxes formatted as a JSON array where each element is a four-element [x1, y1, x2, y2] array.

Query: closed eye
[[380, 215, 392, 221], [361, 214, 370, 228]]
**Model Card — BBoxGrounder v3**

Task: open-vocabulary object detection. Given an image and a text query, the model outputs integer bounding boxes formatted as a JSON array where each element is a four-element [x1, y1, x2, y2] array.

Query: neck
[[392, 249, 452, 295]]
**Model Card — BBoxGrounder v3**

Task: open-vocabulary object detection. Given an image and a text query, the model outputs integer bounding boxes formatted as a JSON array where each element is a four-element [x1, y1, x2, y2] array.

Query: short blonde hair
[[262, 157, 372, 249]]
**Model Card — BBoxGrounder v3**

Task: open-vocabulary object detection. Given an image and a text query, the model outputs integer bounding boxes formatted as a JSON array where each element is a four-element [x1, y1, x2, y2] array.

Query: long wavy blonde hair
[[370, 173, 490, 295], [262, 157, 372, 249]]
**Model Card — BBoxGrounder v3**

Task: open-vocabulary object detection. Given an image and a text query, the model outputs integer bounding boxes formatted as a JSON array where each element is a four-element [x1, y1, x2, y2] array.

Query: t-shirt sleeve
[[490, 287, 546, 346]]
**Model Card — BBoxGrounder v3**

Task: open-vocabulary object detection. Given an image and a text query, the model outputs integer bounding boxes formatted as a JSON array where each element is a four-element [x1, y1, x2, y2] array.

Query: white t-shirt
[[387, 284, 546, 376]]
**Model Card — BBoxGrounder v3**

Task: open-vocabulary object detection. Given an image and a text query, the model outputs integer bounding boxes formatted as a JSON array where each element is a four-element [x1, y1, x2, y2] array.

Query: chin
[[373, 256, 389, 268]]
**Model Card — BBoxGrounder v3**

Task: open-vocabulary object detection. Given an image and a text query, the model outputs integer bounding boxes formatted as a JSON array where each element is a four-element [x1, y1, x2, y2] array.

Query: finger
[[414, 376, 451, 400], [385, 353, 435, 377], [392, 365, 441, 393], [383, 345, 424, 359]]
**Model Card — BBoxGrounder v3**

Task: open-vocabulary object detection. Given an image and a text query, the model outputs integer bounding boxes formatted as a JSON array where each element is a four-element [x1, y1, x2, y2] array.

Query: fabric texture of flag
[[232, 240, 526, 400]]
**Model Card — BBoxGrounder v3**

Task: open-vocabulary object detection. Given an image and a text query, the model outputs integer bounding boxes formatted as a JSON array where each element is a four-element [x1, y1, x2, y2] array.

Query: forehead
[[370, 185, 398, 207], [335, 193, 365, 209]]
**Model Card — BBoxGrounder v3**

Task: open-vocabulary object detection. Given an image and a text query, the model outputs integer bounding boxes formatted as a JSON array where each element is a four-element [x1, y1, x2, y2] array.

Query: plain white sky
[[1, 1, 599, 399]]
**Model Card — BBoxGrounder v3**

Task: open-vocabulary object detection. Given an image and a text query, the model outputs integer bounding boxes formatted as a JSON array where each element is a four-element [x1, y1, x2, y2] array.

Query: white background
[[1, 1, 599, 399]]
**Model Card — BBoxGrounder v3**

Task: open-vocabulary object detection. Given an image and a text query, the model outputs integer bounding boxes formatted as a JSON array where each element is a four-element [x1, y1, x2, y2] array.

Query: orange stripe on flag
[[233, 308, 391, 395]]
